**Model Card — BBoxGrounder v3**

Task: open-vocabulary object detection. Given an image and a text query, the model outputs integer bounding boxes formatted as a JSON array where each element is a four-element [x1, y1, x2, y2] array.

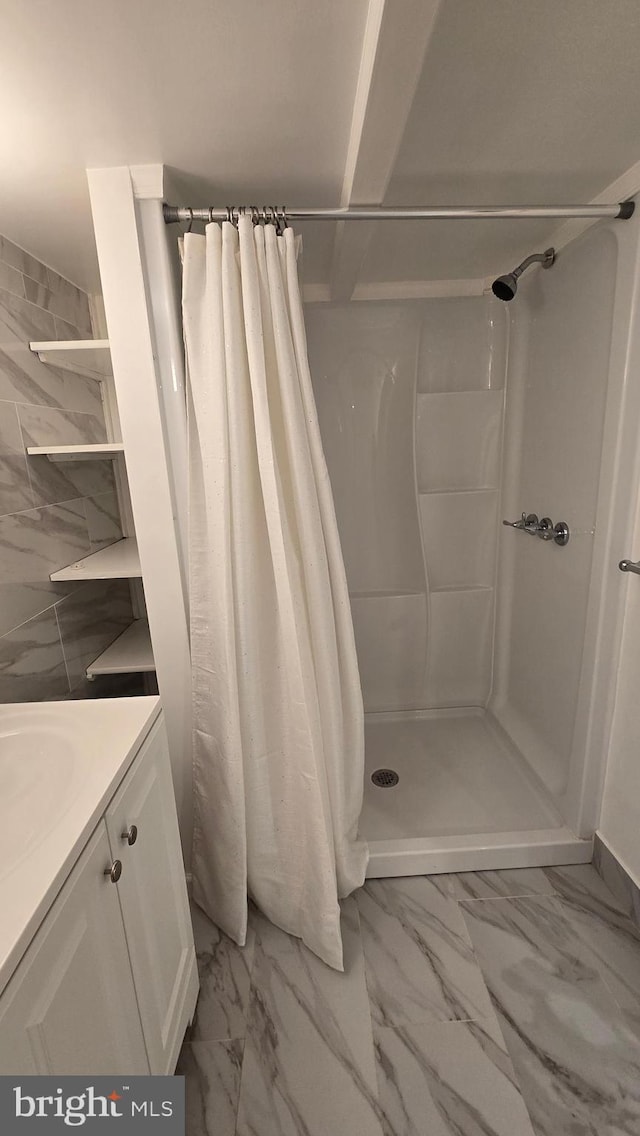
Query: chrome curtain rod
[[163, 201, 635, 224]]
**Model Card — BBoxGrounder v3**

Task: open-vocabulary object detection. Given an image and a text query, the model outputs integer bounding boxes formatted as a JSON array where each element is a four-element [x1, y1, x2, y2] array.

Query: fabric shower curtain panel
[[182, 216, 368, 970]]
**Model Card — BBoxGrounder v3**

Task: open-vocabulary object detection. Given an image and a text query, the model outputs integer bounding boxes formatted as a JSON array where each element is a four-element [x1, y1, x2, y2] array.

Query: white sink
[[0, 723, 77, 879], [0, 696, 161, 993]]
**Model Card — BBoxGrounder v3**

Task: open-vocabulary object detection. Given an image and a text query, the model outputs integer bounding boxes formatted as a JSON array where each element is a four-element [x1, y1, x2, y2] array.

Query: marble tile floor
[[177, 863, 640, 1135]]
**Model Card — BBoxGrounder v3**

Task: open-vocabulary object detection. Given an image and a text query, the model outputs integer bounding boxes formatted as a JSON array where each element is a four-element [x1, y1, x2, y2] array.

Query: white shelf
[[87, 619, 154, 676], [27, 443, 124, 463], [29, 339, 112, 378], [50, 539, 141, 581]]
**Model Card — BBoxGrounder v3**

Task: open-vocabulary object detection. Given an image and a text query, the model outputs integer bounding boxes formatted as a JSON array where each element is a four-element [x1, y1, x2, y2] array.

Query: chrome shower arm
[[512, 248, 556, 279]]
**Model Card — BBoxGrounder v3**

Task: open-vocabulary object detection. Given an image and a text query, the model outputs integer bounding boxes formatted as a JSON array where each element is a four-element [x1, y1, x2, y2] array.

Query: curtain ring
[[250, 205, 260, 226], [186, 207, 194, 234], [277, 205, 288, 235], [208, 207, 214, 224], [225, 205, 232, 225], [266, 204, 276, 229]]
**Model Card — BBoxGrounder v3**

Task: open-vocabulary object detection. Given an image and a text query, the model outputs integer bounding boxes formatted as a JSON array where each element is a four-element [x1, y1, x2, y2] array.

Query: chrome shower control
[[121, 824, 138, 846], [503, 513, 528, 530], [104, 860, 122, 883], [503, 512, 569, 547], [503, 513, 539, 532]]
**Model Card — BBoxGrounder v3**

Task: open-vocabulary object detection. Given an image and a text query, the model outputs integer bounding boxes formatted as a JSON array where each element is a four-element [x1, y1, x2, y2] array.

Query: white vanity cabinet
[[0, 823, 149, 1075], [0, 713, 198, 1076], [104, 719, 197, 1073]]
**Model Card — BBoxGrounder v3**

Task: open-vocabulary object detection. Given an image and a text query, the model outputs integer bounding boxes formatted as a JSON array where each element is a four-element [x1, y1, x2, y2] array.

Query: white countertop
[[0, 696, 161, 996]]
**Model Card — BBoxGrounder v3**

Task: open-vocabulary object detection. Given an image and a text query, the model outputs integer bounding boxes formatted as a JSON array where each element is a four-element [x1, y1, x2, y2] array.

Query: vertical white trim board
[[86, 165, 193, 856]]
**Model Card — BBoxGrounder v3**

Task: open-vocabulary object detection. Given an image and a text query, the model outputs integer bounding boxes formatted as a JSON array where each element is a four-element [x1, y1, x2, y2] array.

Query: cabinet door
[[0, 823, 149, 1075], [105, 718, 198, 1074]]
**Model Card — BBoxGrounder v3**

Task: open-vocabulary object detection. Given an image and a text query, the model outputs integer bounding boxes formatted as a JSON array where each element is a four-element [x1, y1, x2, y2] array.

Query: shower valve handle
[[503, 512, 527, 530], [503, 513, 539, 533]]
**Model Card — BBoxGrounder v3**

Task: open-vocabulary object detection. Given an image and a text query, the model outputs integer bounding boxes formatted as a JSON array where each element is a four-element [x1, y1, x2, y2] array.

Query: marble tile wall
[[179, 863, 640, 1135], [0, 233, 133, 701]]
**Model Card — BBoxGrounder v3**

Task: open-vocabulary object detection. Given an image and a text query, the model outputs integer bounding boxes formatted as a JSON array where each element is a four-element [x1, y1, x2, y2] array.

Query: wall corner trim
[[129, 164, 165, 200]]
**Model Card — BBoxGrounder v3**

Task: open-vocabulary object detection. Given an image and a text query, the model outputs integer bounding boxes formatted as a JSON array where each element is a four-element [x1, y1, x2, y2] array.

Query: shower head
[[491, 247, 556, 301], [492, 273, 519, 302]]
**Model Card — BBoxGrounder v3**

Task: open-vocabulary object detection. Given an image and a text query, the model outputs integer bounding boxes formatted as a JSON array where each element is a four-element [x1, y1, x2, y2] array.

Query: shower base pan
[[359, 708, 592, 878]]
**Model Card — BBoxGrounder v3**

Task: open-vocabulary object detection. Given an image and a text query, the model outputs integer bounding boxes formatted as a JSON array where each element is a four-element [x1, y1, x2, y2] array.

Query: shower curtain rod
[[163, 201, 635, 224]]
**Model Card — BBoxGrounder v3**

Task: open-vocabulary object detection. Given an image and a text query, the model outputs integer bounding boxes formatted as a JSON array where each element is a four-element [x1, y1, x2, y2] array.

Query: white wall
[[598, 206, 640, 879], [600, 481, 640, 883], [492, 228, 618, 805], [306, 294, 507, 712]]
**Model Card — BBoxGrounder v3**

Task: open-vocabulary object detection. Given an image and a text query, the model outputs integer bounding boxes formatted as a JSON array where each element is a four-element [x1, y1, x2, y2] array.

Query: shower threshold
[[359, 708, 592, 878]]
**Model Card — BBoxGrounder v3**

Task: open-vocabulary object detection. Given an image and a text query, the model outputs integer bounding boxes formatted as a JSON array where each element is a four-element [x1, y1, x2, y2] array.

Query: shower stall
[[305, 218, 640, 876], [89, 166, 640, 882]]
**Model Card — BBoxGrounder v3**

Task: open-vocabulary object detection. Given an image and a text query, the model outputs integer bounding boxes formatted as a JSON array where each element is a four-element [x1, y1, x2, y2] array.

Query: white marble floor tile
[[374, 1015, 535, 1136], [189, 902, 256, 1042], [448, 868, 558, 902], [176, 1039, 243, 1136], [544, 863, 631, 915], [358, 876, 494, 1028], [236, 898, 384, 1136], [461, 894, 640, 1135]]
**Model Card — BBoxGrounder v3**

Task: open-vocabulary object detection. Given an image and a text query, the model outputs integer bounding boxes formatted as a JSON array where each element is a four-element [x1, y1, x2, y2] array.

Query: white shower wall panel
[[306, 303, 424, 597], [417, 296, 507, 394], [306, 294, 507, 712], [350, 594, 427, 712], [419, 491, 498, 589], [415, 390, 504, 492], [492, 227, 618, 805], [497, 533, 594, 796], [426, 588, 493, 707]]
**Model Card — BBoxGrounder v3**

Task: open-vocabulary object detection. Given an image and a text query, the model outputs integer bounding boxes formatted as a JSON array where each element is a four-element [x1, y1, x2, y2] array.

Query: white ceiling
[[364, 0, 640, 283], [2, 0, 640, 294], [0, 0, 368, 290]]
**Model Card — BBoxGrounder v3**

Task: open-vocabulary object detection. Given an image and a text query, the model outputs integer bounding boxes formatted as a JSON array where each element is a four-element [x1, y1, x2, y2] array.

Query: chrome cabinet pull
[[121, 824, 138, 846], [104, 860, 122, 883]]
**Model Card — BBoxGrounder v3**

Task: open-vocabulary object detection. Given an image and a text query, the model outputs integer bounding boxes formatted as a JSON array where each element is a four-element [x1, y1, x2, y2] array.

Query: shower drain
[[371, 768, 399, 788]]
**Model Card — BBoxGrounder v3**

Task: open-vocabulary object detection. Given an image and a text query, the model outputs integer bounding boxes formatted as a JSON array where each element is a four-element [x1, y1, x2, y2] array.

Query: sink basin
[[0, 695, 161, 996], [0, 725, 77, 879]]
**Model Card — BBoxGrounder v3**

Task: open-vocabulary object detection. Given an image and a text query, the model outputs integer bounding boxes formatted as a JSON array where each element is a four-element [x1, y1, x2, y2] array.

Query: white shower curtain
[[182, 216, 368, 970]]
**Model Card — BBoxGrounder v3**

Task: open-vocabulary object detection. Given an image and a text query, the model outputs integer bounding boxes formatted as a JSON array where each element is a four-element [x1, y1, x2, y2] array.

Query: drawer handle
[[105, 860, 122, 883], [121, 824, 138, 847]]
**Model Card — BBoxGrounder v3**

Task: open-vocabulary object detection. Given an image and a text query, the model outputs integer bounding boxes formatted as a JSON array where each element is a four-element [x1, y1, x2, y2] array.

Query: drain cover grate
[[371, 768, 399, 788]]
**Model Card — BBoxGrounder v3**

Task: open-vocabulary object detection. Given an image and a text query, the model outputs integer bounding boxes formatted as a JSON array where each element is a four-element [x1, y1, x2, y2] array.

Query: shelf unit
[[27, 333, 152, 680], [29, 339, 112, 378], [50, 539, 141, 582], [86, 619, 154, 676], [26, 443, 124, 463]]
